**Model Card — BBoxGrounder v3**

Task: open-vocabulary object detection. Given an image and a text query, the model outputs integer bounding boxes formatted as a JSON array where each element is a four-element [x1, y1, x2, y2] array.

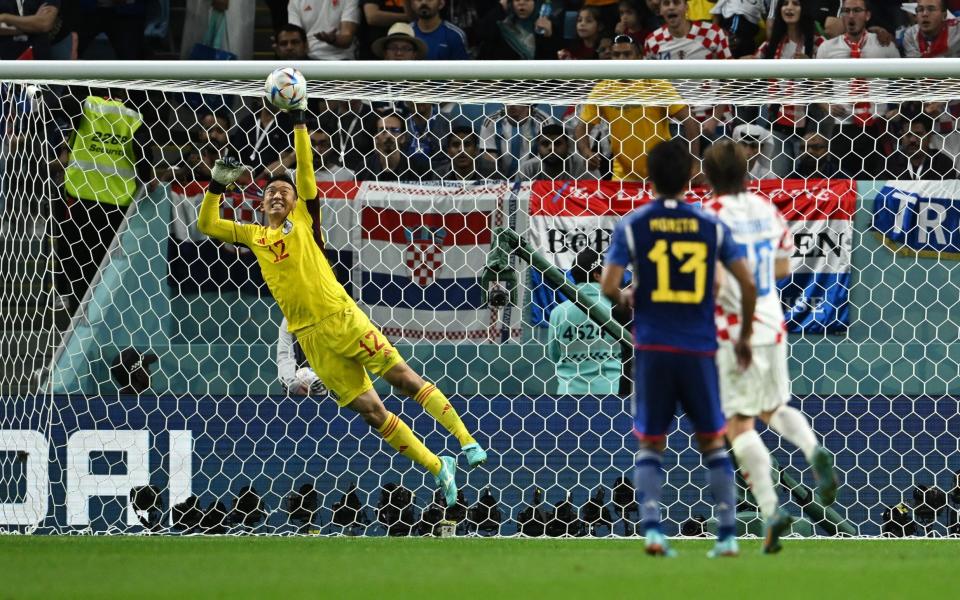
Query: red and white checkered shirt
[[705, 192, 792, 346], [643, 22, 733, 60], [644, 22, 732, 122]]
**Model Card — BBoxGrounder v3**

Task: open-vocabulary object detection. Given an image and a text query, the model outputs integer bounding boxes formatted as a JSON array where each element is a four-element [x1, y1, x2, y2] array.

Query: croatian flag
[[759, 178, 855, 333], [353, 182, 523, 343]]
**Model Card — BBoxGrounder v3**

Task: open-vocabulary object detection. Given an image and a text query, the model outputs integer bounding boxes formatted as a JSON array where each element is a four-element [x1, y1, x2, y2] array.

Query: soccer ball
[[264, 67, 306, 111]]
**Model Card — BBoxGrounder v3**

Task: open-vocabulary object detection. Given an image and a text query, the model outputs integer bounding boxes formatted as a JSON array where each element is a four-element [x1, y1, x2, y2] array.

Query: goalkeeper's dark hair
[[264, 172, 296, 192]]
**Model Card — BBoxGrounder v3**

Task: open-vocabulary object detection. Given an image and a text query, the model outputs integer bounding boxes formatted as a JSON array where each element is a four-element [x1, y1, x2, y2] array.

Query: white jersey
[[288, 0, 361, 61], [902, 20, 960, 58], [708, 192, 792, 346], [815, 33, 900, 126]]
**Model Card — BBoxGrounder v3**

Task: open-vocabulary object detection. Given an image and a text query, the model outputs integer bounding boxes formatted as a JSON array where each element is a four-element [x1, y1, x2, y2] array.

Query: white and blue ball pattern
[[264, 67, 306, 111]]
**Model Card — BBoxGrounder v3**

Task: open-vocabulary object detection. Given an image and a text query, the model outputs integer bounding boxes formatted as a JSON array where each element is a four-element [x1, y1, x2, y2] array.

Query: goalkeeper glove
[[208, 157, 247, 195]]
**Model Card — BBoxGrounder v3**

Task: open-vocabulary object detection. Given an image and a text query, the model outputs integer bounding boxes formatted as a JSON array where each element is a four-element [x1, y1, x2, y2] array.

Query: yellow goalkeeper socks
[[378, 412, 442, 476], [414, 383, 476, 448]]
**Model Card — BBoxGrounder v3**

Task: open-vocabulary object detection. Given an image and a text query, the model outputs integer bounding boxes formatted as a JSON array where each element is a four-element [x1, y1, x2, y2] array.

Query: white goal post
[[1, 59, 959, 537]]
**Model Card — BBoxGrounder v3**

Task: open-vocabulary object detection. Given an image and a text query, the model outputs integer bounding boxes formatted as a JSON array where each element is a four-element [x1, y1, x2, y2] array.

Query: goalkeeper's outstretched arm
[[290, 110, 318, 203], [198, 157, 247, 243], [288, 108, 325, 245]]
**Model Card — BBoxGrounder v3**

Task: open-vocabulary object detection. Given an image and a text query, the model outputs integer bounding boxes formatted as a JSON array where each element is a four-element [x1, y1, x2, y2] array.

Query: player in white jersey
[[702, 141, 839, 554]]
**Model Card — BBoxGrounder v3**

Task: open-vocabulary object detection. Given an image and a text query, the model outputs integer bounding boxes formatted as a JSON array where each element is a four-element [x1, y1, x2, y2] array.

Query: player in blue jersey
[[601, 139, 757, 558]]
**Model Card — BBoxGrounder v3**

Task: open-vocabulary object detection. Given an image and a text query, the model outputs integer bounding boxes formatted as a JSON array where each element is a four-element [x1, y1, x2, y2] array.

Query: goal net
[[1, 60, 958, 537]]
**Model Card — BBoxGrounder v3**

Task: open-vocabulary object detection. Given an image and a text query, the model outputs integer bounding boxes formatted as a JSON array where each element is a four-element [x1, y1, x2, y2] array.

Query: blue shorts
[[632, 349, 726, 442]]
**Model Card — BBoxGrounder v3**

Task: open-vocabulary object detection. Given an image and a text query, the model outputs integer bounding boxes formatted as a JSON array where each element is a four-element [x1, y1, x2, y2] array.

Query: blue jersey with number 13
[[606, 198, 744, 354]]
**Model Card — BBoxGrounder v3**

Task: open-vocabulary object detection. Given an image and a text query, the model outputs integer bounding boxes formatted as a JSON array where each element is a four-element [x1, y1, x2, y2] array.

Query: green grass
[[1, 537, 956, 599]]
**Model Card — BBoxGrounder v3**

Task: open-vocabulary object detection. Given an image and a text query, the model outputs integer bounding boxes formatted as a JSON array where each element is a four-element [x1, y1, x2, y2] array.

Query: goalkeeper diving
[[197, 82, 486, 507]]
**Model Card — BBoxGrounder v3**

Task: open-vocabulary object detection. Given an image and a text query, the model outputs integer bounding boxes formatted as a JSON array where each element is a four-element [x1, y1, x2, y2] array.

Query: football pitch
[[1, 537, 956, 599]]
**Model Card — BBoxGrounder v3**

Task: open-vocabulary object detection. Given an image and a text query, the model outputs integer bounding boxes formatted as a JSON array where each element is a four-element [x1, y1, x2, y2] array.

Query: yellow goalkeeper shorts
[[296, 304, 404, 407]]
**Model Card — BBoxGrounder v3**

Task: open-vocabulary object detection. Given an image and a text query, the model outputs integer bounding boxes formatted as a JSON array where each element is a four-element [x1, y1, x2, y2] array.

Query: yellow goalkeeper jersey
[[198, 127, 353, 334]]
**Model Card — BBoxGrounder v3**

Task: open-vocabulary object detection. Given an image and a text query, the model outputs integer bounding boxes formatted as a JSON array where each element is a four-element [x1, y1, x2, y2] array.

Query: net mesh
[[1, 73, 959, 537]]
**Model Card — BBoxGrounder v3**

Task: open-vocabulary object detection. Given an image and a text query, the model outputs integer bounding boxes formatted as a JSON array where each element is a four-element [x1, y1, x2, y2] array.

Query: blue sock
[[634, 448, 664, 534], [705, 448, 736, 540]]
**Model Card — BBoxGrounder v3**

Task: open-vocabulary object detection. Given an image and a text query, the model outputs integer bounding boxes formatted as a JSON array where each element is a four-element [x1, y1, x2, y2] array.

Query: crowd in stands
[[15, 2, 960, 288]]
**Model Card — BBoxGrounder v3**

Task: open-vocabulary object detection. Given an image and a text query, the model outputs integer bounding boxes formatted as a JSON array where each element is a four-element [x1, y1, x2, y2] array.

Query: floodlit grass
[[2, 536, 956, 599]]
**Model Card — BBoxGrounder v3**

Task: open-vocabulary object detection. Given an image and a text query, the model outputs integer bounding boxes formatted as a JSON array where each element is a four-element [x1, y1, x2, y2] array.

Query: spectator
[[411, 0, 469, 59], [402, 102, 449, 172], [180, 0, 255, 61], [615, 0, 662, 45], [110, 348, 158, 395], [559, 6, 612, 59], [277, 317, 328, 396], [274, 23, 310, 60], [882, 114, 959, 179], [576, 35, 701, 182], [230, 106, 291, 181], [585, 0, 624, 32], [439, 125, 494, 180], [318, 99, 375, 173], [732, 124, 776, 180], [372, 21, 428, 59], [902, 1, 960, 58], [769, 0, 841, 38], [288, 0, 360, 60], [59, 92, 152, 312], [518, 123, 590, 180], [446, 0, 499, 55], [712, 0, 769, 57], [480, 103, 556, 178], [920, 101, 960, 172], [307, 116, 357, 182], [357, 112, 433, 181], [360, 0, 411, 59], [816, 0, 900, 179], [645, 0, 732, 139], [194, 111, 236, 182], [479, 0, 562, 60], [758, 0, 824, 178], [547, 248, 622, 395], [789, 131, 845, 178], [0, 1, 59, 59]]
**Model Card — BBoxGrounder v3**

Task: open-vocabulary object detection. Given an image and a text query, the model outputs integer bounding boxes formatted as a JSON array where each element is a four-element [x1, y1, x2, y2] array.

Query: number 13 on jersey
[[647, 239, 708, 304]]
